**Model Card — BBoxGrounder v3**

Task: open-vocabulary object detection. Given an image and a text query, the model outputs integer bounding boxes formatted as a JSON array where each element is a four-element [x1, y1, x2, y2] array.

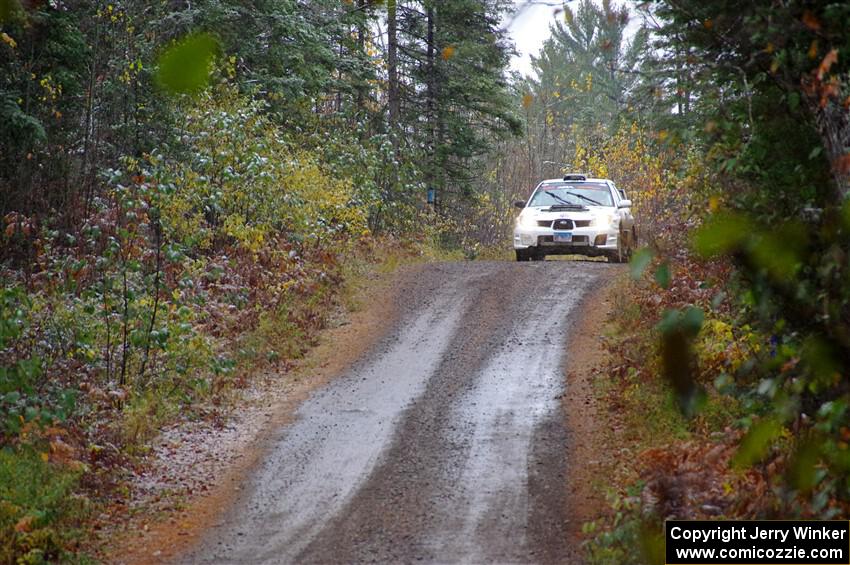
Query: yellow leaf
[[40, 452, 49, 462], [808, 40, 818, 60], [708, 195, 720, 212], [521, 93, 533, 108], [1, 32, 16, 49], [441, 46, 455, 61]]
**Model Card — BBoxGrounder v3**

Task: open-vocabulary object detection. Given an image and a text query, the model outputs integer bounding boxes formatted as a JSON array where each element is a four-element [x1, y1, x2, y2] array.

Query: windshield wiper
[[563, 191, 603, 206], [547, 192, 582, 207]]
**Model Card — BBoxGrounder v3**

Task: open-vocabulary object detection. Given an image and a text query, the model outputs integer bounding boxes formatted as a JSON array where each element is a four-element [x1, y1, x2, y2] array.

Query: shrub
[[0, 447, 86, 564]]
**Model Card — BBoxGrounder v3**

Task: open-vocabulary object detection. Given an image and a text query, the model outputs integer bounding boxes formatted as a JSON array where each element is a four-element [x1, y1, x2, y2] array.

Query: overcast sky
[[505, 0, 644, 78], [505, 1, 560, 77]]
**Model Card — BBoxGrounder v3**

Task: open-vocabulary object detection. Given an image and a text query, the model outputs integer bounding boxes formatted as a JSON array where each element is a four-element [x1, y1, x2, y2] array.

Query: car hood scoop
[[546, 204, 587, 212]]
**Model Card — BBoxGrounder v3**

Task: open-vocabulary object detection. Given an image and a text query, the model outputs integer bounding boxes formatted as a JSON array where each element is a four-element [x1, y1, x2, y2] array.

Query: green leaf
[[16, 356, 42, 382], [748, 223, 806, 281], [654, 262, 671, 289], [802, 336, 840, 392], [657, 307, 705, 418], [0, 0, 24, 24], [129, 329, 146, 347], [787, 438, 822, 493], [656, 309, 680, 335], [639, 521, 666, 565], [5, 414, 20, 434], [817, 399, 849, 432], [657, 306, 703, 337], [691, 212, 752, 257], [629, 247, 653, 279], [788, 92, 800, 111], [841, 199, 850, 232], [156, 33, 220, 95], [24, 405, 38, 422], [681, 306, 704, 335], [732, 418, 782, 469]]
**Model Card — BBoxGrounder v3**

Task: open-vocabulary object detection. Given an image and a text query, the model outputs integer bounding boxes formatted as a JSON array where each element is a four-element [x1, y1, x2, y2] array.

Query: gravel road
[[178, 260, 611, 564]]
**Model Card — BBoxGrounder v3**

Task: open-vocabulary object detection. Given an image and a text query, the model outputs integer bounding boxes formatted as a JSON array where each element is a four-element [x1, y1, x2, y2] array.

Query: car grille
[[540, 219, 591, 229], [538, 235, 590, 245]]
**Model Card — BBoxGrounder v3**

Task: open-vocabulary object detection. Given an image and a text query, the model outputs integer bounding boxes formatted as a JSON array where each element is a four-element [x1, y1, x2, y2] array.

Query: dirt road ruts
[[178, 261, 612, 564]]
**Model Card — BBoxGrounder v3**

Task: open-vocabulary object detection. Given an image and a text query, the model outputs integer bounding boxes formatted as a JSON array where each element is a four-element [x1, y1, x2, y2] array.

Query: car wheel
[[612, 231, 629, 263], [622, 231, 633, 262], [515, 249, 530, 262], [531, 252, 545, 261]]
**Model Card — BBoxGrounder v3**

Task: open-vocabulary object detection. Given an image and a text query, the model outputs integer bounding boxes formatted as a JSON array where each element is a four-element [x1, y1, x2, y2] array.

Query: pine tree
[[396, 0, 520, 211]]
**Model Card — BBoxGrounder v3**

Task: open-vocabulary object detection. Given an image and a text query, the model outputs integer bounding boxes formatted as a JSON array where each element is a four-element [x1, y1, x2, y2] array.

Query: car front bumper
[[513, 225, 620, 254]]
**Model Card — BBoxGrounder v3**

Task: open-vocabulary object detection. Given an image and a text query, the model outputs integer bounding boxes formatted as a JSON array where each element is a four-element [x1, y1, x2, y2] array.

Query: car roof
[[540, 177, 612, 184]]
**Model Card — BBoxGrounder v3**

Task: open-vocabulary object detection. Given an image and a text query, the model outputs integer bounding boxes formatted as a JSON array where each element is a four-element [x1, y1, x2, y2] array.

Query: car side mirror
[[513, 200, 526, 209], [618, 199, 632, 209]]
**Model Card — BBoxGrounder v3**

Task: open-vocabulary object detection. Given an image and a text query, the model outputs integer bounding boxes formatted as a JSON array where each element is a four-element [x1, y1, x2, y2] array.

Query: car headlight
[[517, 213, 537, 229], [591, 213, 617, 227]]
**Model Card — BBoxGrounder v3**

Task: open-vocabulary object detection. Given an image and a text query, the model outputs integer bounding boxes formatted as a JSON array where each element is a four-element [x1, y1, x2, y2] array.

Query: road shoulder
[[563, 271, 624, 559], [104, 262, 420, 564]]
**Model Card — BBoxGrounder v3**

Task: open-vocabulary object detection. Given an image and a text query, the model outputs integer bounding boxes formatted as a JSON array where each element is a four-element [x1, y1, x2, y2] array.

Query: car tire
[[611, 231, 630, 263], [531, 252, 545, 261], [515, 249, 531, 262]]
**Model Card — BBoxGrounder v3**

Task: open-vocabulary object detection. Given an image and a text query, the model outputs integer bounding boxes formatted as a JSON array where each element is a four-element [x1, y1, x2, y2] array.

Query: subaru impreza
[[513, 174, 636, 262]]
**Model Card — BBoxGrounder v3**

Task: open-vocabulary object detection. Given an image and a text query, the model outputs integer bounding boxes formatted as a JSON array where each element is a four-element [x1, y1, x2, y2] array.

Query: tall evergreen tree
[[396, 0, 521, 211], [531, 0, 648, 138]]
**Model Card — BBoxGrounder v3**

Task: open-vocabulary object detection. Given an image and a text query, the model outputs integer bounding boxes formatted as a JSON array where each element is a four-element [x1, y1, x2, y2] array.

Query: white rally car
[[513, 174, 636, 262]]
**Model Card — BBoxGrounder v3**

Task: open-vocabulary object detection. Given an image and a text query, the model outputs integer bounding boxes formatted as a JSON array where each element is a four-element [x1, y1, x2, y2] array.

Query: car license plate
[[554, 231, 572, 243]]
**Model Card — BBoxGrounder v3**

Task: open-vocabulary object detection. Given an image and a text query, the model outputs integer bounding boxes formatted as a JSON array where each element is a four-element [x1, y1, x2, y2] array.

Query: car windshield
[[528, 182, 614, 207]]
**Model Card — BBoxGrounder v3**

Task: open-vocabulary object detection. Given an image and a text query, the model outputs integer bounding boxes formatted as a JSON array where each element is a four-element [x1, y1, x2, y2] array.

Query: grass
[[0, 446, 90, 564], [575, 278, 683, 564], [583, 277, 747, 565], [599, 280, 690, 448], [122, 389, 181, 449], [470, 245, 513, 261]]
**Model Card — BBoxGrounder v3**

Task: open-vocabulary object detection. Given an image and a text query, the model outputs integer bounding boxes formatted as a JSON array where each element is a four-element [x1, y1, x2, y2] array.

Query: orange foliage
[[639, 431, 770, 519]]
